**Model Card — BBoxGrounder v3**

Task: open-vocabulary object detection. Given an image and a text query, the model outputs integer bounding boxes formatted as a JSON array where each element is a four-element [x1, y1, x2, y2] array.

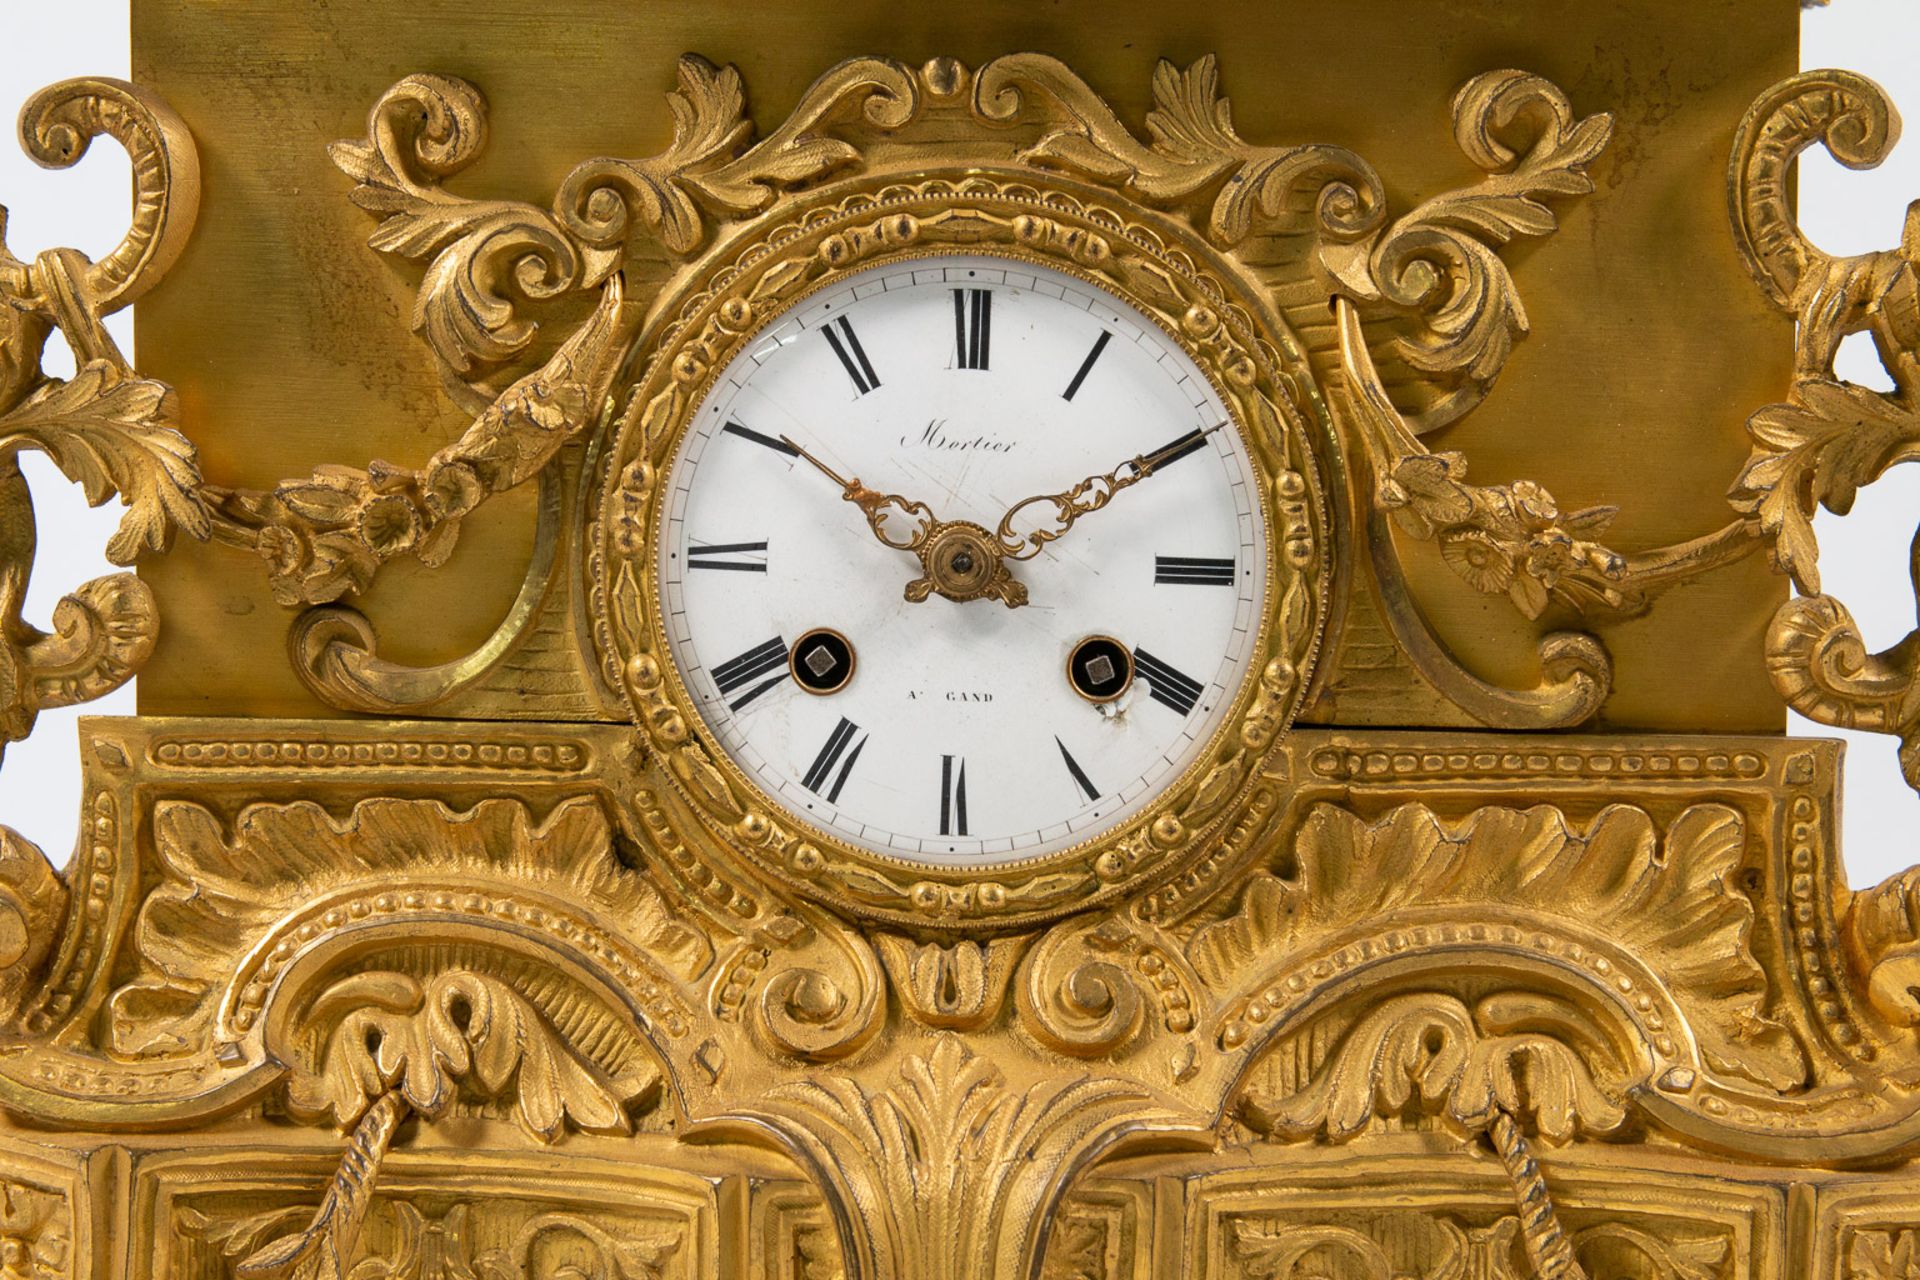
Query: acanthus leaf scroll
[[0, 76, 210, 1064], [1726, 71, 1920, 811], [0, 79, 210, 750]]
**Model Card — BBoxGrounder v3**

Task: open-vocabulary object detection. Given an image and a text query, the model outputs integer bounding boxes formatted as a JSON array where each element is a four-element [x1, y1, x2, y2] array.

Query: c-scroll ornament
[[1729, 70, 1920, 790], [196, 59, 928, 716], [0, 77, 208, 1047], [1316, 71, 1762, 733], [0, 77, 209, 746], [1723, 70, 1920, 1109]]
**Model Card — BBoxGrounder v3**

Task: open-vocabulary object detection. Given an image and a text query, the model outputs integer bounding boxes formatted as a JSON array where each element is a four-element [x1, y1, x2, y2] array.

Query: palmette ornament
[[0, 7, 1917, 1278]]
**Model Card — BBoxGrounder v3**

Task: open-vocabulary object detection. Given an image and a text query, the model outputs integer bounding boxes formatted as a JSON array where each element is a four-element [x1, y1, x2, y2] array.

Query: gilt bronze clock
[[9, 3, 1920, 1279], [605, 185, 1325, 924], [656, 254, 1269, 863]]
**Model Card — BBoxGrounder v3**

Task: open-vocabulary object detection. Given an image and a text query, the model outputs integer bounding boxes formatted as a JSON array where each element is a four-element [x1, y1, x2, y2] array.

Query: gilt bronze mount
[[0, 3, 1913, 1277]]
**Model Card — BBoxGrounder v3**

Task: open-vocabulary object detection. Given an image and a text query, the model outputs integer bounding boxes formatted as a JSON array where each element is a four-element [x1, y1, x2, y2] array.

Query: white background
[[1, 2, 1917, 882]]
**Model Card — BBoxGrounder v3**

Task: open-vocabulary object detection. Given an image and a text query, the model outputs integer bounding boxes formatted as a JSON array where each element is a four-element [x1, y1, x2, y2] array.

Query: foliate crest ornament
[[320, 59, 921, 408], [971, 53, 1385, 247]]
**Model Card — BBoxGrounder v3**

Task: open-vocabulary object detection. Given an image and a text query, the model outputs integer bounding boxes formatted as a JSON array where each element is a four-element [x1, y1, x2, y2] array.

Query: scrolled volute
[[0, 827, 65, 1030], [1844, 865, 1920, 1028], [1728, 70, 1920, 801], [1015, 916, 1204, 1060], [1767, 592, 1920, 787], [1017, 950, 1145, 1059], [328, 73, 587, 404], [1321, 69, 1613, 433], [4, 76, 200, 315], [974, 52, 1386, 247], [1729, 68, 1904, 339], [0, 81, 208, 756], [752, 910, 885, 1062]]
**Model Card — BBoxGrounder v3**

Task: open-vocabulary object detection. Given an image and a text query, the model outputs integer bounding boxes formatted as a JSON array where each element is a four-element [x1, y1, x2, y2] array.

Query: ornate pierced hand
[[995, 423, 1224, 561], [781, 435, 1028, 607], [781, 435, 941, 554]]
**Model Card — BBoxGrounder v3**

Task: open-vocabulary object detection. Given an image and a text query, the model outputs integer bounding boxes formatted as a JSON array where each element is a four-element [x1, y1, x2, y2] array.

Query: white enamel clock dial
[[659, 255, 1267, 866]]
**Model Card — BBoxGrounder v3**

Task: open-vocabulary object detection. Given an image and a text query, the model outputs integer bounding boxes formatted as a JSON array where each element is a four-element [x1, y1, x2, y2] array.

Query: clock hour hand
[[781, 433, 1028, 609], [779, 434, 940, 554], [996, 422, 1225, 561]]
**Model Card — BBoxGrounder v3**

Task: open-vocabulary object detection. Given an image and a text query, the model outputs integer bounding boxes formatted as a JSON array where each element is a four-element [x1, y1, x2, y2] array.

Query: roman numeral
[[940, 754, 970, 837], [953, 288, 991, 371], [1145, 427, 1209, 472], [722, 421, 800, 456], [822, 317, 881, 395], [1062, 330, 1111, 401], [1056, 737, 1100, 804], [688, 540, 769, 573], [802, 716, 867, 802], [1133, 648, 1205, 717], [711, 636, 789, 710], [1154, 555, 1235, 586]]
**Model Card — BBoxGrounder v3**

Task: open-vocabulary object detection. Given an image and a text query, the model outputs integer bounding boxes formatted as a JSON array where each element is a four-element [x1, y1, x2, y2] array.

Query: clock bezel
[[596, 173, 1329, 929]]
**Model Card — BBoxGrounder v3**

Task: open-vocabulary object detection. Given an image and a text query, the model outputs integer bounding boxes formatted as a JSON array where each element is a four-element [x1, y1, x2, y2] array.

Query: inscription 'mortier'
[[902, 419, 1018, 453]]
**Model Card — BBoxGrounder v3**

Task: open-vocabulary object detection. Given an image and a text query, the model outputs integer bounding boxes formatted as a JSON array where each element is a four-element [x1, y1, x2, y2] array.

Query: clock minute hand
[[995, 422, 1225, 561], [779, 434, 940, 554]]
